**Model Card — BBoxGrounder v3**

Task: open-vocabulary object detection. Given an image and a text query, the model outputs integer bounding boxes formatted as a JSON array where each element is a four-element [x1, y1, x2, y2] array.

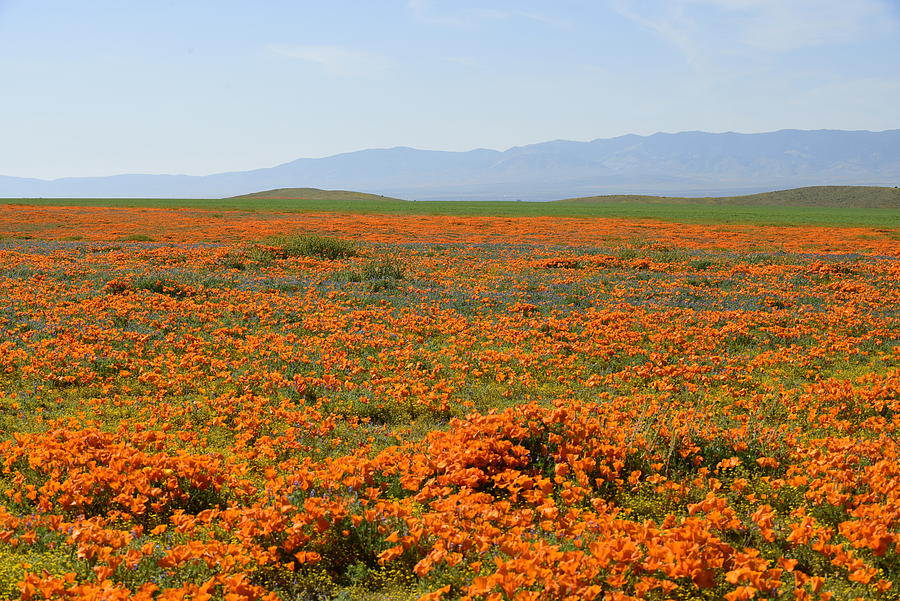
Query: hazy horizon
[[2, 129, 898, 200], [7, 126, 898, 182], [2, 1, 899, 180]]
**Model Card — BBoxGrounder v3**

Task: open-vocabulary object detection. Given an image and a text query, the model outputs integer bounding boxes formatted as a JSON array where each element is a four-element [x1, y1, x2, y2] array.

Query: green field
[[4, 185, 899, 228]]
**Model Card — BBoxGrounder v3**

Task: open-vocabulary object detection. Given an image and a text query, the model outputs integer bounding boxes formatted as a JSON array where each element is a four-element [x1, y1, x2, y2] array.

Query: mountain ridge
[[2, 129, 899, 200]]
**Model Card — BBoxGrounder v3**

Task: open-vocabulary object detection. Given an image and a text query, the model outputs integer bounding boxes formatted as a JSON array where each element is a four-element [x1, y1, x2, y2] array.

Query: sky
[[1, 0, 899, 180]]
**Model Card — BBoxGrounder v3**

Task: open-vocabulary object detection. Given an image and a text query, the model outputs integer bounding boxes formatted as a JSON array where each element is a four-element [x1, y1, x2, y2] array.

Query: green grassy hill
[[229, 187, 404, 202], [3, 186, 898, 228], [558, 185, 900, 208]]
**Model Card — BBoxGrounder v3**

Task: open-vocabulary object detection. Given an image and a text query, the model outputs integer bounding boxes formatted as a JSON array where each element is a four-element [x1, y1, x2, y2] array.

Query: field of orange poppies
[[0, 205, 898, 601]]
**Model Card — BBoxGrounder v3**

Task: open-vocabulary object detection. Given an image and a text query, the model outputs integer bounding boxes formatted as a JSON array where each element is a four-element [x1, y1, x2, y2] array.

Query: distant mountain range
[[2, 129, 899, 200]]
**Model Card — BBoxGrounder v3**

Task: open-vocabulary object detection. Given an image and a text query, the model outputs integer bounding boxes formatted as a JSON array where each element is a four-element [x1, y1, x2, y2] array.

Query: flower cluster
[[0, 206, 896, 600]]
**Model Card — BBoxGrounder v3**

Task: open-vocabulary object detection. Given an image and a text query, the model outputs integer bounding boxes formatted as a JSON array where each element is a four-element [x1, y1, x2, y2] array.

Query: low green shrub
[[269, 234, 360, 260], [337, 257, 406, 291]]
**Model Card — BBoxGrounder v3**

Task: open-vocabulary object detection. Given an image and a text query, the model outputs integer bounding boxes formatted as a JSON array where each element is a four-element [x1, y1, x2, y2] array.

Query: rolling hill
[[229, 188, 404, 201], [3, 185, 897, 228], [557, 185, 900, 208]]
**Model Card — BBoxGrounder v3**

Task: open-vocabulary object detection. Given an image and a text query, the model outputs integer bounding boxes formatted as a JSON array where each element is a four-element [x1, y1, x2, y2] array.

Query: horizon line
[[3, 127, 899, 182]]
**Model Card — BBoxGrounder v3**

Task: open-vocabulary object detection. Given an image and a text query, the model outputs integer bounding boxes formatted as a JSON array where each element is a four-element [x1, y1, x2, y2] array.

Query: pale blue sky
[[2, 0, 899, 179]]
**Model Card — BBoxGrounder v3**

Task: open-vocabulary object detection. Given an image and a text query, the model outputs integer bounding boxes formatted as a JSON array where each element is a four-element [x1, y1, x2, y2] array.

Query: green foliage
[[244, 245, 277, 266], [220, 250, 246, 270], [102, 271, 233, 296], [343, 257, 404, 281], [357, 257, 405, 280], [688, 259, 718, 271], [269, 234, 360, 260], [0, 532, 91, 598]]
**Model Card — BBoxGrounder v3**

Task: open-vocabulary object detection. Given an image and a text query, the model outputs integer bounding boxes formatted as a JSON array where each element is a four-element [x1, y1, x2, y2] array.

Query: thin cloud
[[699, 0, 897, 51], [609, 0, 707, 70], [408, 0, 567, 29], [408, 0, 469, 27], [267, 44, 389, 77], [612, 0, 898, 55]]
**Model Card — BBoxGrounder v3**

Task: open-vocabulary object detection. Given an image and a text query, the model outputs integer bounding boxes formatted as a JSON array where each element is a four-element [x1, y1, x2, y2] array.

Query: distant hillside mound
[[230, 187, 404, 202], [558, 186, 900, 209]]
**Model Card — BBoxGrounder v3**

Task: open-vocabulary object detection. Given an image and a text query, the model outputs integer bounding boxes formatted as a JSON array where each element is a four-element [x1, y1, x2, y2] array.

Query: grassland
[[3, 185, 898, 228]]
